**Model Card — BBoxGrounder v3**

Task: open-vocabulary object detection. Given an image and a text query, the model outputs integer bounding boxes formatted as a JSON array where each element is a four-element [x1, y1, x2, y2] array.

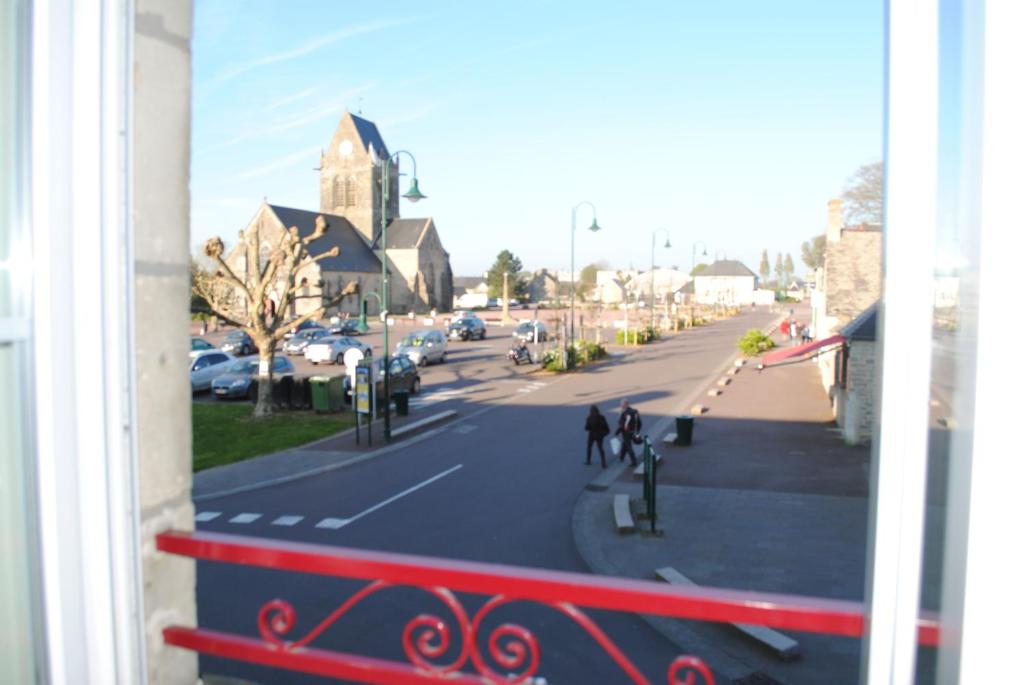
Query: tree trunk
[[254, 339, 276, 418]]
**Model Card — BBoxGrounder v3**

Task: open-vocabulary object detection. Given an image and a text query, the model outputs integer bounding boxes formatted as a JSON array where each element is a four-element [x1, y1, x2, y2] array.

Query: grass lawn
[[192, 403, 357, 472]]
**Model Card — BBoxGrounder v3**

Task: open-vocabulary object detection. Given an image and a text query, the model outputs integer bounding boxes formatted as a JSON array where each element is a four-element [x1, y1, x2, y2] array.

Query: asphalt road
[[193, 307, 778, 684]]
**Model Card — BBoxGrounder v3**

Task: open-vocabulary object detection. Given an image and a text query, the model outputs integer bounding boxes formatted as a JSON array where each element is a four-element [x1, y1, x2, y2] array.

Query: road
[[193, 307, 778, 684]]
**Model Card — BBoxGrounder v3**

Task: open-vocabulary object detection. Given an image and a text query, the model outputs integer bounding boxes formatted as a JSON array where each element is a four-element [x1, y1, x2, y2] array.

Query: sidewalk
[[571, 335, 875, 684]]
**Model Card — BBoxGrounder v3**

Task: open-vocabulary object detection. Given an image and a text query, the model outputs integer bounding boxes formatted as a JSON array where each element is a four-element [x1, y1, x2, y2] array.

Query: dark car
[[211, 355, 295, 400], [447, 317, 487, 341], [328, 319, 363, 336], [343, 354, 421, 403], [220, 330, 255, 356], [514, 321, 548, 342]]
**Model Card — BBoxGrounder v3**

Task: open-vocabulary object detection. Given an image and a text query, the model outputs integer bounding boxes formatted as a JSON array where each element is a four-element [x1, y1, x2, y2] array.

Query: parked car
[[395, 329, 447, 366], [328, 319, 363, 336], [211, 355, 295, 400], [304, 335, 371, 365], [189, 350, 235, 392], [514, 321, 548, 342], [343, 354, 421, 403], [190, 337, 216, 358], [447, 317, 487, 341], [221, 330, 255, 356], [284, 319, 322, 340], [282, 327, 328, 355]]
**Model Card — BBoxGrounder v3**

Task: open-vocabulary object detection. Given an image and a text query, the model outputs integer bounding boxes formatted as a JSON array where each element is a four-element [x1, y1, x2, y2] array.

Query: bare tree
[[193, 215, 359, 418], [841, 161, 883, 225]]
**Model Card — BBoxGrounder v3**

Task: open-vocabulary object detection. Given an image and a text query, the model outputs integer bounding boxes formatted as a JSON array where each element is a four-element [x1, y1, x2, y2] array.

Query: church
[[228, 111, 454, 319]]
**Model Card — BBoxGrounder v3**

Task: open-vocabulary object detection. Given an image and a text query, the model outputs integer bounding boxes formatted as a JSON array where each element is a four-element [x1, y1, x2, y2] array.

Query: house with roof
[[227, 111, 453, 319], [693, 259, 760, 306]]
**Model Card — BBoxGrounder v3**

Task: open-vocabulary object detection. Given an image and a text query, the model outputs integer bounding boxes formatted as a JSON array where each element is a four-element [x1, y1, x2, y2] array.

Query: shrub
[[615, 326, 660, 345], [542, 341, 607, 371], [737, 328, 775, 356]]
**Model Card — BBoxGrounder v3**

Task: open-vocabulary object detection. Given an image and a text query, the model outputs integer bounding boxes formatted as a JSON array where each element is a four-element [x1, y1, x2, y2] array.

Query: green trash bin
[[674, 415, 695, 446], [309, 376, 331, 413], [393, 390, 410, 417]]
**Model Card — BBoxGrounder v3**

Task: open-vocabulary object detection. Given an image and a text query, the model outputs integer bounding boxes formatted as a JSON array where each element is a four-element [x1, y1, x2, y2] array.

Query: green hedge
[[615, 326, 660, 345], [737, 328, 775, 356]]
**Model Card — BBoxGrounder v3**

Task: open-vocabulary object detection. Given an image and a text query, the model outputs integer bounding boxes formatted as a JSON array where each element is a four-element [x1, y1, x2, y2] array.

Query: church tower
[[319, 111, 399, 244]]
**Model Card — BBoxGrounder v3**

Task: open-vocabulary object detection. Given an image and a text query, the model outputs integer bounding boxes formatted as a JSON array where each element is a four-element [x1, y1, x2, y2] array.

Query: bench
[[654, 567, 801, 661], [613, 494, 635, 534]]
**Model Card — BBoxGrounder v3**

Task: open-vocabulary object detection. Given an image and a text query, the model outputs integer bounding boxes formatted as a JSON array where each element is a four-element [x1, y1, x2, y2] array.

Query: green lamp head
[[588, 218, 601, 232], [664, 238, 672, 249], [402, 177, 427, 202]]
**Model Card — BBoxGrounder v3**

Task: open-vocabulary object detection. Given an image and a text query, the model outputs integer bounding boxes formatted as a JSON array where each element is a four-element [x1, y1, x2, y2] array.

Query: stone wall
[[838, 340, 877, 445], [133, 0, 198, 682], [824, 229, 882, 327]]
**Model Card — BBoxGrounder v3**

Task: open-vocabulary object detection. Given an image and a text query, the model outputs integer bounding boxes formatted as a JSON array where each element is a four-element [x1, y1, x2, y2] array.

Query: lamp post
[[650, 228, 671, 329], [570, 202, 600, 352], [502, 271, 511, 324], [377, 149, 426, 442], [691, 241, 708, 275]]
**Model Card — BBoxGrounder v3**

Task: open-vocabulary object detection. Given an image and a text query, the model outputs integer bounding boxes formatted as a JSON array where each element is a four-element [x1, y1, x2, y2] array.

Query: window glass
[[0, 1, 41, 679]]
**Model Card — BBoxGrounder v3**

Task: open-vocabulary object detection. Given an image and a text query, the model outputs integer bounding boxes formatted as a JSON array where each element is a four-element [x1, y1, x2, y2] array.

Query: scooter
[[507, 344, 532, 366]]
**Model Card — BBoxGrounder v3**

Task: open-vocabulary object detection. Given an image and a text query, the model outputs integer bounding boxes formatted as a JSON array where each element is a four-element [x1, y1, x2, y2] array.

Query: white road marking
[[328, 464, 463, 530], [229, 513, 262, 524], [315, 517, 350, 530], [452, 424, 478, 434], [517, 388, 532, 393], [195, 511, 222, 522], [272, 515, 304, 526], [410, 387, 465, 406]]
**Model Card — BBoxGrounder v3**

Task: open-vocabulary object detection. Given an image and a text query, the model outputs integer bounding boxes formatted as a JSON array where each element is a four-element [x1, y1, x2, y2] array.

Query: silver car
[[282, 327, 328, 355], [394, 329, 447, 366], [304, 335, 371, 365], [189, 349, 235, 392]]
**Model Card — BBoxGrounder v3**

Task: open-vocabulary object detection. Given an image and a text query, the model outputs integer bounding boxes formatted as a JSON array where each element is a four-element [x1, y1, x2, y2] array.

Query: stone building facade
[[812, 198, 884, 445], [228, 112, 453, 317]]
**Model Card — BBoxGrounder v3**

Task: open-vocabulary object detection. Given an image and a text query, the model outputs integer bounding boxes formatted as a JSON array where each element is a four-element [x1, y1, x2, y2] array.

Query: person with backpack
[[615, 399, 642, 466], [584, 405, 611, 467]]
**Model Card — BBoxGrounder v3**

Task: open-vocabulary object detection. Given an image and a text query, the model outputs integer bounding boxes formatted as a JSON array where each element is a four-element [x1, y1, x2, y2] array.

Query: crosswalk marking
[[315, 517, 350, 530], [195, 511, 222, 522], [229, 513, 262, 524], [272, 515, 304, 526], [410, 387, 465, 407]]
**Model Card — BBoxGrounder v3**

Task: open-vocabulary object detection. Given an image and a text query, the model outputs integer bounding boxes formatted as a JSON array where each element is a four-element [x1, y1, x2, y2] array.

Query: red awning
[[761, 334, 845, 366]]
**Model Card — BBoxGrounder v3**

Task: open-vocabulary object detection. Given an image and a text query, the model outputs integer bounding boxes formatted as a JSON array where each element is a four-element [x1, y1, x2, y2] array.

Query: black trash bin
[[272, 375, 293, 408], [289, 376, 311, 410], [393, 390, 410, 417], [674, 415, 695, 446]]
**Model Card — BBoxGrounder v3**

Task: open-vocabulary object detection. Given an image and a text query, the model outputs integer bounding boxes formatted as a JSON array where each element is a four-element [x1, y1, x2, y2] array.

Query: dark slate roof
[[842, 301, 879, 342], [697, 260, 758, 278], [268, 205, 380, 273], [453, 277, 485, 289], [679, 281, 695, 294], [376, 218, 429, 249], [350, 113, 389, 158]]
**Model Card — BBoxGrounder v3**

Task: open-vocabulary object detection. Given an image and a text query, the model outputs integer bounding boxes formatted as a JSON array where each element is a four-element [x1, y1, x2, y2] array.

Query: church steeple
[[318, 111, 399, 244]]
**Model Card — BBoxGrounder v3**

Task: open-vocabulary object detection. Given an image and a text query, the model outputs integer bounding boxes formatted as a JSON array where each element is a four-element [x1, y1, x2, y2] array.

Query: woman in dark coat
[[584, 405, 611, 467]]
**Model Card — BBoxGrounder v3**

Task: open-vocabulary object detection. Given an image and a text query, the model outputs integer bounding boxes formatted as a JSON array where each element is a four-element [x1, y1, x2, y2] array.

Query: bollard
[[674, 415, 695, 446]]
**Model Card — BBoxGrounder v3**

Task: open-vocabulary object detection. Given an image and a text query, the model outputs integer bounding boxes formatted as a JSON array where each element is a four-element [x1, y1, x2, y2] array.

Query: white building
[[693, 260, 759, 306]]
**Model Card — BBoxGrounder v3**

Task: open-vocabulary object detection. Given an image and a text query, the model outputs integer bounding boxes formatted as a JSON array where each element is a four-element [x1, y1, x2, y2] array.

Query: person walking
[[615, 400, 642, 466], [584, 405, 610, 467]]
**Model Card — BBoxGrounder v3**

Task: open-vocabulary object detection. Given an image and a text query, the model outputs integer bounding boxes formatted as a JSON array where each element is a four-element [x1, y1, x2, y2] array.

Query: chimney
[[826, 199, 843, 244]]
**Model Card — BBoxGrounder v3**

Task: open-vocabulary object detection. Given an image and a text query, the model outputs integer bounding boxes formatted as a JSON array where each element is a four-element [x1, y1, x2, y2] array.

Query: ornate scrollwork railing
[[158, 530, 938, 684]]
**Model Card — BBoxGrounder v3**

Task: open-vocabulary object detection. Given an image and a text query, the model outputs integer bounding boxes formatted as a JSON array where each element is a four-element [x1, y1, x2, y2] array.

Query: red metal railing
[[158, 530, 939, 685]]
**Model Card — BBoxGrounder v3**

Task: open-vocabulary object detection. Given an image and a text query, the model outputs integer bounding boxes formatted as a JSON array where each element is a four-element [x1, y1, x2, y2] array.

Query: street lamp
[[691, 241, 708, 275], [377, 149, 426, 442], [570, 202, 600, 351], [650, 228, 671, 329]]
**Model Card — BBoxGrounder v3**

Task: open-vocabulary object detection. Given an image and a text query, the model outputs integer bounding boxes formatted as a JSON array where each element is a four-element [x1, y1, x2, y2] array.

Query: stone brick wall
[[838, 340, 878, 445], [133, 0, 198, 681], [824, 229, 882, 328]]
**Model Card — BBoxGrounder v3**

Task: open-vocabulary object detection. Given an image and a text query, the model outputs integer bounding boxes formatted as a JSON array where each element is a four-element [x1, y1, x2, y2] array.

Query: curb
[[193, 410, 458, 502]]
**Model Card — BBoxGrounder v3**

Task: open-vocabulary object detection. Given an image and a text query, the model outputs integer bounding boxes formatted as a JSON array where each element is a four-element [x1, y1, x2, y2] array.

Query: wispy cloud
[[267, 87, 318, 111], [229, 145, 320, 182], [207, 19, 412, 88], [377, 103, 441, 129]]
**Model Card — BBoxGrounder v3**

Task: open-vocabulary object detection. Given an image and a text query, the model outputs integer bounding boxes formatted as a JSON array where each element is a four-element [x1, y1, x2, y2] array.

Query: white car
[[304, 336, 371, 365], [189, 349, 235, 392]]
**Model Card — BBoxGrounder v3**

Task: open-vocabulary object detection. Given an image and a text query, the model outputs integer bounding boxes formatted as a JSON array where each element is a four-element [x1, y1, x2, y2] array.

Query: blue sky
[[192, 0, 884, 277]]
